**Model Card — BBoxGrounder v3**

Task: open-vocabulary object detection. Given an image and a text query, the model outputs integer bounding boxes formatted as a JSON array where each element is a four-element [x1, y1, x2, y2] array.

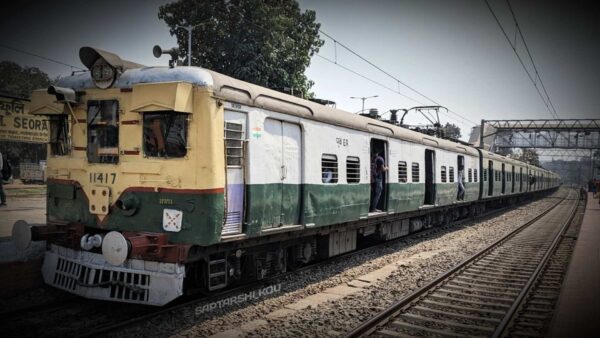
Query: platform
[[549, 192, 600, 337]]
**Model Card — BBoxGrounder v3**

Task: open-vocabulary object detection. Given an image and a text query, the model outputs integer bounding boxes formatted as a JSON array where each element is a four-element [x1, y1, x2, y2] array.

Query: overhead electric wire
[[314, 55, 471, 128], [483, 0, 559, 119], [318, 29, 479, 126], [505, 0, 559, 118], [0, 43, 86, 71], [315, 54, 426, 106]]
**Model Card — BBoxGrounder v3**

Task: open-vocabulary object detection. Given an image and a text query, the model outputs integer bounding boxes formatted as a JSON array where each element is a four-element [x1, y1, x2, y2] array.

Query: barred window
[[441, 166, 447, 183], [474, 169, 478, 182], [468, 168, 473, 182], [398, 161, 408, 183], [412, 163, 420, 182], [322, 154, 338, 183], [346, 156, 360, 184], [225, 122, 244, 166], [483, 169, 488, 181], [449, 167, 455, 183]]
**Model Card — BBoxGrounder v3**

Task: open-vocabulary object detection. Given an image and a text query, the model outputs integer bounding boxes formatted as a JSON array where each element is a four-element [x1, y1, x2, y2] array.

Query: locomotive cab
[[14, 47, 227, 305]]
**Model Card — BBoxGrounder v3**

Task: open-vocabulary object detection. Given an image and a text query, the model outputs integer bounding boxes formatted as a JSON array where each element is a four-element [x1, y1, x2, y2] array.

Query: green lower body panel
[[47, 181, 224, 246], [302, 183, 369, 227], [245, 183, 301, 235], [387, 183, 425, 213], [436, 183, 458, 205], [463, 182, 479, 202]]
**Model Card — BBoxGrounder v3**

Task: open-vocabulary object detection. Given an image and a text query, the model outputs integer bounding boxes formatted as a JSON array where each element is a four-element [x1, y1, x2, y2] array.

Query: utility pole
[[350, 95, 378, 114], [175, 24, 197, 66]]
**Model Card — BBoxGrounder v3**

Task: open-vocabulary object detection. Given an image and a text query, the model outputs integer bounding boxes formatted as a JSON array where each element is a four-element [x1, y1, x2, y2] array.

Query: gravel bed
[[111, 189, 566, 338]]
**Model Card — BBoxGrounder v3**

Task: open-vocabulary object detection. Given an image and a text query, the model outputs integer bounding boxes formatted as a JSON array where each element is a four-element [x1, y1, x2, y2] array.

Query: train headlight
[[90, 58, 116, 89], [102, 231, 129, 266]]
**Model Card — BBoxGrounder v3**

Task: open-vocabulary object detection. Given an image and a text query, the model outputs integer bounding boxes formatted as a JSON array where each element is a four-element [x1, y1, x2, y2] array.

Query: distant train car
[[13, 47, 560, 305]]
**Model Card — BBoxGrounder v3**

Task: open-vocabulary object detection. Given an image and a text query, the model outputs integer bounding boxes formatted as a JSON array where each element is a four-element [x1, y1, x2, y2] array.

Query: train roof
[[55, 63, 546, 171]]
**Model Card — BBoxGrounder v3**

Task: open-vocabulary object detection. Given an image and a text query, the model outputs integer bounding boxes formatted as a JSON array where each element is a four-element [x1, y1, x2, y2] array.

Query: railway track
[[345, 188, 580, 338], [2, 190, 561, 337], [502, 193, 585, 337]]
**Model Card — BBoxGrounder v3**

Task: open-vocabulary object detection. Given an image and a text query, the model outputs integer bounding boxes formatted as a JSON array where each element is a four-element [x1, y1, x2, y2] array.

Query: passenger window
[[143, 112, 189, 158], [474, 169, 478, 182], [398, 161, 407, 183], [87, 100, 119, 163], [49, 115, 71, 156], [483, 169, 487, 181], [225, 122, 244, 166], [322, 154, 338, 183], [468, 169, 473, 182], [441, 166, 447, 183], [346, 156, 360, 184], [449, 167, 455, 183], [412, 163, 420, 182]]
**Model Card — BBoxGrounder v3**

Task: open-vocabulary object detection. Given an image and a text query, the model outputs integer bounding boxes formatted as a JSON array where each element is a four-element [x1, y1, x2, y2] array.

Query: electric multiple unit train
[[12, 47, 560, 305]]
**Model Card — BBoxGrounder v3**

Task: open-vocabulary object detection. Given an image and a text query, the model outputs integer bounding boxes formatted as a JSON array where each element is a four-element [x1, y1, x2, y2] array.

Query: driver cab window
[[87, 100, 119, 164], [143, 112, 188, 158], [49, 115, 71, 156]]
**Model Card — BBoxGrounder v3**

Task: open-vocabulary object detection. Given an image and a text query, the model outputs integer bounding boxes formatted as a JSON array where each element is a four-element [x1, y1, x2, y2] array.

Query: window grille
[[322, 154, 338, 183], [441, 166, 447, 183], [411, 163, 420, 182], [346, 156, 360, 183], [225, 122, 244, 166], [449, 167, 455, 183], [468, 169, 473, 182], [398, 161, 407, 183]]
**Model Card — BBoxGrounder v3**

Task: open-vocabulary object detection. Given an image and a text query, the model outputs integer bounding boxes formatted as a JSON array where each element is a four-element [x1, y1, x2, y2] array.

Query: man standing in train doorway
[[370, 152, 388, 212], [0, 149, 7, 207]]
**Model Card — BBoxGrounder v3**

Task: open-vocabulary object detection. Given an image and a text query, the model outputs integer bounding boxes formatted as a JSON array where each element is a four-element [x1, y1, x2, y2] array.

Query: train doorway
[[370, 139, 388, 212], [501, 163, 506, 194], [519, 167, 523, 192], [223, 111, 246, 235], [424, 149, 436, 205], [511, 165, 515, 193], [488, 161, 494, 196], [457, 155, 465, 201]]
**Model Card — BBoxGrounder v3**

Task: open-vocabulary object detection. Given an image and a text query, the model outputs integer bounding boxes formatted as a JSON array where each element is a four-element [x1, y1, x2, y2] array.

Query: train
[[12, 46, 560, 306]]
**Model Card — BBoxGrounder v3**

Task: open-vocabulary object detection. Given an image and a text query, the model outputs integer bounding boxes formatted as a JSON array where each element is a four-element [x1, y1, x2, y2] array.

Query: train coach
[[12, 47, 560, 305]]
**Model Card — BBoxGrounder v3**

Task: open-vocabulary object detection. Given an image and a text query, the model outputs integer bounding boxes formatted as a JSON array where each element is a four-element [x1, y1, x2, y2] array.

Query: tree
[[495, 147, 513, 157], [511, 148, 540, 166], [158, 0, 324, 98], [0, 61, 52, 98], [440, 122, 461, 140]]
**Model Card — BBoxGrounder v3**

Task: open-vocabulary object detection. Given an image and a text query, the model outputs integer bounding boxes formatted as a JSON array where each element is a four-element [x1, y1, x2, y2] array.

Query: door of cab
[[222, 111, 246, 235]]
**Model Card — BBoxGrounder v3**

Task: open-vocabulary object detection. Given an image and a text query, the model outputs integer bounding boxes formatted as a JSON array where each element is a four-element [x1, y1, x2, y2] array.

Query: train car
[[13, 46, 560, 305]]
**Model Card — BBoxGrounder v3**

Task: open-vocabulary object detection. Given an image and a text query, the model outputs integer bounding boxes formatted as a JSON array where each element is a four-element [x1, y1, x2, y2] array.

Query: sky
[[1, 0, 598, 140]]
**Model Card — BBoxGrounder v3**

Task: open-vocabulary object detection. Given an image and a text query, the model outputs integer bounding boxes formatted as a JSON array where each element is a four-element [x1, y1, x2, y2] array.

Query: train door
[[457, 155, 464, 200], [261, 118, 302, 228], [370, 139, 388, 212], [511, 166, 515, 193], [488, 160, 494, 196], [424, 149, 436, 205], [223, 111, 246, 235], [501, 163, 506, 194], [519, 167, 523, 192]]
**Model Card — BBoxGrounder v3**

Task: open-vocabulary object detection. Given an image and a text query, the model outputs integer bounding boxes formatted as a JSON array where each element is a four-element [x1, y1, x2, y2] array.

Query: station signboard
[[0, 95, 49, 143]]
